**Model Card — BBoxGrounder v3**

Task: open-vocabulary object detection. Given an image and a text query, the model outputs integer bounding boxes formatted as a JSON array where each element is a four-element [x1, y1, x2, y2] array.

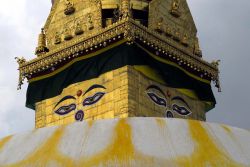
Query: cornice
[[17, 18, 220, 91]]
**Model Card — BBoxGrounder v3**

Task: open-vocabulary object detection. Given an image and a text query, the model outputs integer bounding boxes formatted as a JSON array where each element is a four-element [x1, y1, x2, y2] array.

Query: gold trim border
[[29, 39, 127, 83]]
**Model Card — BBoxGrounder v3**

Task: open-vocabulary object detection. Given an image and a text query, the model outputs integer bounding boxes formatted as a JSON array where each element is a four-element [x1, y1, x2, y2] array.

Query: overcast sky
[[0, 0, 249, 138]]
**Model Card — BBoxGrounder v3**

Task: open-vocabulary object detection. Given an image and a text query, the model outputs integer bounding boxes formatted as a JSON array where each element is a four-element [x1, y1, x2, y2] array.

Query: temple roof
[[16, 0, 220, 91]]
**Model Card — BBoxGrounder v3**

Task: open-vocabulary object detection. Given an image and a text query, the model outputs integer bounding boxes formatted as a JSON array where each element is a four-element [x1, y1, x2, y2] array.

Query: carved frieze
[[149, 0, 199, 54], [45, 0, 102, 48]]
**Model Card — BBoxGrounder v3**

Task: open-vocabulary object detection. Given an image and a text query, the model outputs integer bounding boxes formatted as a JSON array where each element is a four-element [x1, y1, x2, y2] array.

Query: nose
[[75, 110, 84, 121], [166, 111, 174, 118]]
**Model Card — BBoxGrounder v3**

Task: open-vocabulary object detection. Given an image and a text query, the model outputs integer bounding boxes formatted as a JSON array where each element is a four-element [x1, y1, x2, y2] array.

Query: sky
[[0, 0, 249, 138]]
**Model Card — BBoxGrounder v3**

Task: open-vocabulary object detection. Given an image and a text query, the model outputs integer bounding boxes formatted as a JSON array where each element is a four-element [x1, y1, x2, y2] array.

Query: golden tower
[[2, 1, 250, 166], [17, 0, 220, 128]]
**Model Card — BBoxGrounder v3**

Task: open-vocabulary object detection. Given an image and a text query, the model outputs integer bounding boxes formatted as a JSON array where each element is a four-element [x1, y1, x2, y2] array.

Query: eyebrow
[[54, 95, 76, 108], [83, 84, 106, 96], [146, 85, 166, 98], [171, 96, 190, 109]]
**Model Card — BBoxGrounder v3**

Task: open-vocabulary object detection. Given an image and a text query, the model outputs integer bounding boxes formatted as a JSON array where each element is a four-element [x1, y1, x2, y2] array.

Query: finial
[[35, 28, 49, 56]]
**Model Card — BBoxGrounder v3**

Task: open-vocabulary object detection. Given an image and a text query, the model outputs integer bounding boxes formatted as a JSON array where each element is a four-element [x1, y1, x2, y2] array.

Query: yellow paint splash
[[175, 121, 243, 167], [0, 136, 12, 151], [79, 118, 172, 167], [87, 120, 94, 128], [222, 125, 232, 133], [156, 118, 167, 129], [8, 126, 75, 167], [79, 119, 135, 166]]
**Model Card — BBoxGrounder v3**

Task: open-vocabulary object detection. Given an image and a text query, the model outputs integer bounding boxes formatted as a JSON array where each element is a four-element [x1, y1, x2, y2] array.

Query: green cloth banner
[[26, 44, 216, 109]]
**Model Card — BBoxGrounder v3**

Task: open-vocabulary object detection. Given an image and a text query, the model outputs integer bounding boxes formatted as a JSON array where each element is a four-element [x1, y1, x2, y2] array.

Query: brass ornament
[[74, 20, 84, 35], [211, 60, 220, 69], [155, 17, 164, 33], [54, 31, 62, 44], [173, 28, 181, 41], [64, 0, 75, 15], [181, 33, 189, 46], [170, 0, 181, 18], [64, 23, 73, 40], [35, 28, 49, 56], [165, 24, 172, 37], [87, 13, 94, 30]]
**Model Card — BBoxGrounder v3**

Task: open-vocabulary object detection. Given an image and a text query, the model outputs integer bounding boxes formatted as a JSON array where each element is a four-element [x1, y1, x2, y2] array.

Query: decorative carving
[[74, 20, 84, 35], [35, 28, 49, 56], [181, 33, 189, 46], [64, 0, 75, 15], [170, 0, 181, 17], [155, 17, 164, 33], [121, 0, 131, 19], [54, 32, 61, 44], [211, 60, 220, 69], [87, 13, 94, 30], [64, 23, 73, 40], [15, 57, 26, 90], [165, 24, 172, 37], [173, 28, 181, 41], [15, 57, 26, 66], [18, 20, 219, 83]]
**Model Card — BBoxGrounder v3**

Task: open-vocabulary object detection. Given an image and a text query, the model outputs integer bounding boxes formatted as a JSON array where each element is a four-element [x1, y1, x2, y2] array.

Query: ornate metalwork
[[17, 0, 221, 91]]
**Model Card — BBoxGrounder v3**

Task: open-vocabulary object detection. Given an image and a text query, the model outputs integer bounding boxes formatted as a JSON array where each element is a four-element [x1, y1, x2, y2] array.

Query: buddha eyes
[[55, 104, 76, 115], [172, 104, 191, 116], [147, 92, 167, 107], [83, 92, 105, 106], [54, 92, 105, 116]]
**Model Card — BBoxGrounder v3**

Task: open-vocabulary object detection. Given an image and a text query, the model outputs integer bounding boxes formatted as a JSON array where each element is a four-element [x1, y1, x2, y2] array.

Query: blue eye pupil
[[83, 92, 105, 106], [172, 104, 191, 116], [54, 104, 76, 115], [147, 92, 166, 107]]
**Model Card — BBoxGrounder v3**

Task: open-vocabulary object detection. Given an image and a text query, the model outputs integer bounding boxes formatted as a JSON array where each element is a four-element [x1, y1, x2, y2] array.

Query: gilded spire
[[35, 28, 49, 56]]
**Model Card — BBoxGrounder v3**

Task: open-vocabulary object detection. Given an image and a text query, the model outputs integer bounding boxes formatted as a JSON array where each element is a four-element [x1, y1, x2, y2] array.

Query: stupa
[[0, 0, 249, 166]]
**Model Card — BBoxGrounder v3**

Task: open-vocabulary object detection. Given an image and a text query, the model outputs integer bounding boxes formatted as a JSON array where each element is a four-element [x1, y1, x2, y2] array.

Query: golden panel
[[35, 66, 206, 128], [45, 0, 102, 48], [149, 0, 197, 50]]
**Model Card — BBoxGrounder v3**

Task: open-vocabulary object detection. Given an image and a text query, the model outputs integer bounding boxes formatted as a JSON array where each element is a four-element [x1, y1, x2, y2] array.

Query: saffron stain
[[79, 119, 135, 166], [2, 119, 248, 167], [0, 136, 12, 151], [175, 121, 244, 167], [7, 126, 75, 167]]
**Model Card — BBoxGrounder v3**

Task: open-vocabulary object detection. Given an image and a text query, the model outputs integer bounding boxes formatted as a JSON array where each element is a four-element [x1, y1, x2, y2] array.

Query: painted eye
[[172, 104, 191, 116], [83, 92, 105, 106], [147, 92, 166, 107], [54, 104, 76, 115]]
